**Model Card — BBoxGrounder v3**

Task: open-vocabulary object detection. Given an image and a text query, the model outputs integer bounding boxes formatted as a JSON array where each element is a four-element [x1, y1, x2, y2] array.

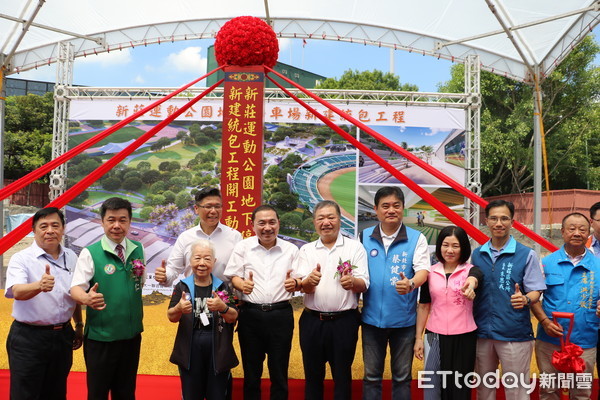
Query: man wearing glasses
[[472, 199, 546, 400], [587, 202, 600, 257], [155, 187, 242, 285]]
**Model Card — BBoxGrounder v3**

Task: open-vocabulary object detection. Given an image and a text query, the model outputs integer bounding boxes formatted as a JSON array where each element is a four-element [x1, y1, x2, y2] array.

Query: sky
[[13, 38, 455, 93], [12, 31, 599, 93]]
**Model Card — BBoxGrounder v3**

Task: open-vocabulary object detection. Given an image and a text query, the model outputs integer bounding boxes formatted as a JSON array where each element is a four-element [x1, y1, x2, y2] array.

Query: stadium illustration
[[290, 151, 357, 237]]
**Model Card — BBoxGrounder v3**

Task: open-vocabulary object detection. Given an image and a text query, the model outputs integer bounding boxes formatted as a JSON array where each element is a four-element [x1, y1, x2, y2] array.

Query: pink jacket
[[425, 262, 477, 335]]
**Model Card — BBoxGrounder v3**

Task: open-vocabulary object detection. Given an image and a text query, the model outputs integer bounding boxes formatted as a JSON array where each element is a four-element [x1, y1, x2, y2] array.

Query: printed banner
[[70, 98, 464, 129], [220, 66, 265, 237]]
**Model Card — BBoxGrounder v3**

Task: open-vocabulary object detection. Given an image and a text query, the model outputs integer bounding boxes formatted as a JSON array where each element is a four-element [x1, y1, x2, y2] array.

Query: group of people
[[4, 185, 600, 400]]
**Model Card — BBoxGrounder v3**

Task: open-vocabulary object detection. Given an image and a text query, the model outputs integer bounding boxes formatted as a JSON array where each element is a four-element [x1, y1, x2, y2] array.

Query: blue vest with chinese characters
[[537, 247, 600, 348], [472, 237, 534, 341], [361, 224, 419, 328]]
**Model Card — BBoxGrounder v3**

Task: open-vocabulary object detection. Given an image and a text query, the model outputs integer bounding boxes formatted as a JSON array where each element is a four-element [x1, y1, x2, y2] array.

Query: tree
[[102, 177, 121, 191], [268, 192, 299, 212], [317, 69, 418, 91], [176, 130, 188, 141], [175, 190, 193, 210], [136, 161, 152, 171], [438, 36, 600, 194], [141, 169, 161, 184], [271, 126, 294, 142], [123, 177, 143, 191], [279, 153, 303, 169], [280, 212, 302, 233], [150, 181, 166, 194], [194, 134, 211, 146], [168, 176, 188, 192], [140, 206, 153, 221], [157, 137, 171, 150], [159, 161, 173, 172], [163, 190, 176, 203]]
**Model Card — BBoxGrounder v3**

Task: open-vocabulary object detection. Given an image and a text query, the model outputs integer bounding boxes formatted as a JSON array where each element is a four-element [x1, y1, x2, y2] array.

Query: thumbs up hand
[[460, 278, 477, 301], [395, 272, 412, 295], [242, 271, 255, 295], [155, 259, 167, 284], [207, 291, 224, 312], [307, 264, 322, 287], [87, 282, 106, 310], [510, 283, 528, 309], [340, 268, 355, 291], [179, 291, 193, 314], [39, 264, 55, 292], [284, 269, 297, 293]]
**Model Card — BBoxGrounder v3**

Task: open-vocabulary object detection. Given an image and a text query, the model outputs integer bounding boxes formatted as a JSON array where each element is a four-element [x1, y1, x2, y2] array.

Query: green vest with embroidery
[[85, 236, 145, 342]]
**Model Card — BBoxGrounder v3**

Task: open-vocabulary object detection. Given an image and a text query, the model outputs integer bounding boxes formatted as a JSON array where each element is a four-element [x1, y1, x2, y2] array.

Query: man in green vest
[[71, 197, 145, 400]]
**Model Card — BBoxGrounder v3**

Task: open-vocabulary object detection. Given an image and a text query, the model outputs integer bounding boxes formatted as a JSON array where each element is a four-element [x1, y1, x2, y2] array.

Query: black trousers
[[6, 320, 74, 400], [237, 303, 294, 400], [178, 329, 230, 400], [83, 334, 141, 400], [438, 330, 477, 400], [299, 309, 360, 400]]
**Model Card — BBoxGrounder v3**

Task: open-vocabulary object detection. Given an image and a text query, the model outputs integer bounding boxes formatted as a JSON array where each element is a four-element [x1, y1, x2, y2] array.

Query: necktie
[[116, 244, 125, 263]]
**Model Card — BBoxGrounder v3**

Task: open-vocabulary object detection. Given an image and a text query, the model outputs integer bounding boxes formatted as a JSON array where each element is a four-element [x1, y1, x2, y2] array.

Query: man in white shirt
[[297, 200, 369, 400], [155, 187, 242, 285], [5, 207, 83, 400], [224, 204, 299, 400]]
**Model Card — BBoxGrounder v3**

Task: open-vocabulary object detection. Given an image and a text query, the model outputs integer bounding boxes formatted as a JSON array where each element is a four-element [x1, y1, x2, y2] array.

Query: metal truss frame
[[50, 42, 74, 201], [464, 55, 482, 229], [64, 86, 470, 108]]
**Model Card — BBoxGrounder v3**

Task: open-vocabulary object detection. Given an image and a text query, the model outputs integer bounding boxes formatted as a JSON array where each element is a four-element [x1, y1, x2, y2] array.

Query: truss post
[[533, 65, 542, 253], [50, 42, 74, 202], [464, 55, 482, 230], [0, 53, 6, 288]]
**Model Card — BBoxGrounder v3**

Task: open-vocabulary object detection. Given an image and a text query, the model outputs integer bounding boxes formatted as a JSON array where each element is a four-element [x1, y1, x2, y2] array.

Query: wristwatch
[[525, 295, 531, 306], [410, 280, 415, 292]]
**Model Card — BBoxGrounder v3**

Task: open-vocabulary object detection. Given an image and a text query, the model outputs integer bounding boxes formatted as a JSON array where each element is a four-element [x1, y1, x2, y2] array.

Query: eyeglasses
[[487, 216, 512, 223], [196, 204, 222, 210]]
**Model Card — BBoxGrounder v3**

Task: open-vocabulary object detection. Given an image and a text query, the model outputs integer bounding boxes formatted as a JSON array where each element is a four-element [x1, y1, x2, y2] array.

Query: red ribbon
[[266, 74, 489, 244], [0, 80, 223, 255], [0, 65, 224, 202], [264, 65, 558, 252]]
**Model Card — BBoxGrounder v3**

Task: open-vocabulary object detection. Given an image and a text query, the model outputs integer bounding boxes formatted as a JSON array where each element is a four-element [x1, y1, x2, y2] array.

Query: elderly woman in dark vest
[[167, 239, 239, 400]]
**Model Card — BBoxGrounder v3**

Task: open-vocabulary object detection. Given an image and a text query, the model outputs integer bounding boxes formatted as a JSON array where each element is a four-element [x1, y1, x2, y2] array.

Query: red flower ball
[[215, 16, 279, 67]]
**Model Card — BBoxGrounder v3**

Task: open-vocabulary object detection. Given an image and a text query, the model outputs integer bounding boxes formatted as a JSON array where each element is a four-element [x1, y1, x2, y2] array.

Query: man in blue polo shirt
[[472, 199, 546, 400], [360, 186, 430, 399], [532, 212, 600, 400]]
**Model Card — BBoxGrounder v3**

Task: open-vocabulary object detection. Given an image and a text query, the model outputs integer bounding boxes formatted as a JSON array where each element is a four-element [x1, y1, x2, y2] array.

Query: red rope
[[0, 79, 224, 255], [266, 74, 489, 244], [0, 65, 225, 202], [264, 66, 557, 252]]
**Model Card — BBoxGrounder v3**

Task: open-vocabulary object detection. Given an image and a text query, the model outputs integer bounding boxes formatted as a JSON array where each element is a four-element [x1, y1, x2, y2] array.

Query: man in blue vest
[[71, 197, 145, 400], [531, 212, 600, 400], [360, 186, 431, 399], [472, 199, 546, 400]]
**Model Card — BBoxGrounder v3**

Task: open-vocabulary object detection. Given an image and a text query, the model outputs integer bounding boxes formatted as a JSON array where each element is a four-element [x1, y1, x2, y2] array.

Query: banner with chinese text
[[221, 66, 264, 237]]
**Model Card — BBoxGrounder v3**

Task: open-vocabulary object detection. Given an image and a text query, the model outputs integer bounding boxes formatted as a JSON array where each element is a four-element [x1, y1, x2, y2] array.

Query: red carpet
[[2, 369, 598, 399]]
